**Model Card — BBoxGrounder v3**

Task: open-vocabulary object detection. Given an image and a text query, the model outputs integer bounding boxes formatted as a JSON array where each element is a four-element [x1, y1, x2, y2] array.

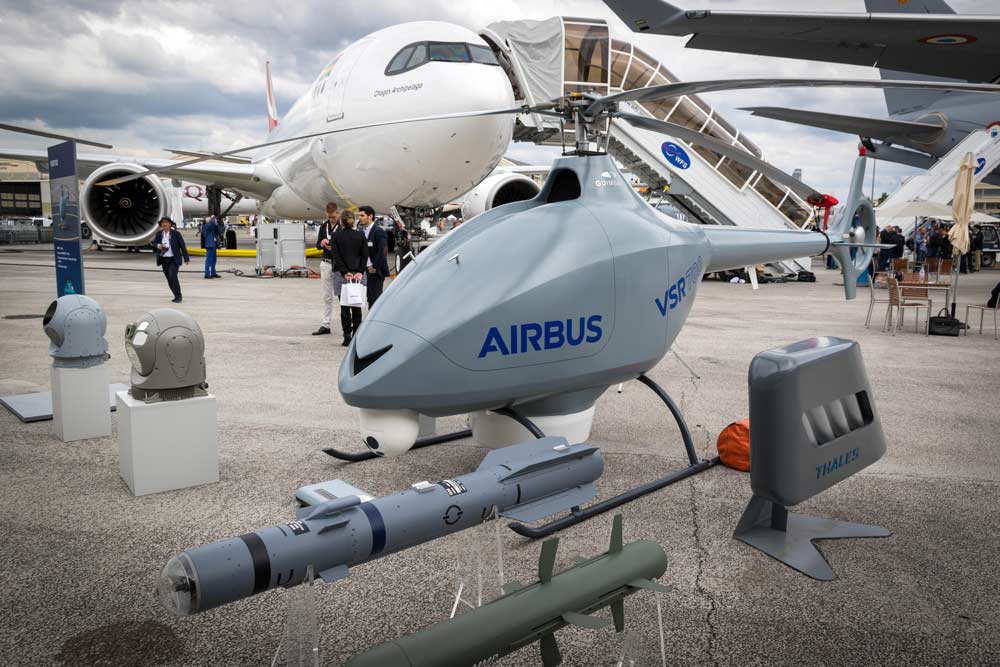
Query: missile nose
[[157, 553, 200, 617]]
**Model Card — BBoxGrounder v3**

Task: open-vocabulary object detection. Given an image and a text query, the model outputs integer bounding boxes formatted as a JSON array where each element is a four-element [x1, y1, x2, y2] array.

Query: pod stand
[[733, 495, 891, 581]]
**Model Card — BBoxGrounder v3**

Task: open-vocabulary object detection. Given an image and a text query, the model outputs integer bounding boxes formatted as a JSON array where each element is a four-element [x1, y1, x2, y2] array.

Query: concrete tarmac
[[0, 247, 998, 666]]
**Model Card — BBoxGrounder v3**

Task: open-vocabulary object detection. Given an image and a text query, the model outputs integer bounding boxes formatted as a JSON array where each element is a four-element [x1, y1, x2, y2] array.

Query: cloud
[[0, 0, 996, 204]]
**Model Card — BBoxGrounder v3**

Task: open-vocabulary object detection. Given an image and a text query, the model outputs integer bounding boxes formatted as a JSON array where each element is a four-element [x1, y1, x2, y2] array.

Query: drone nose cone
[[339, 320, 456, 413]]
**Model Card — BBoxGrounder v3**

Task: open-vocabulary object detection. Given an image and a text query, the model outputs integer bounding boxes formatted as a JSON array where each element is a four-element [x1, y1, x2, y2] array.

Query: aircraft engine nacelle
[[81, 163, 168, 246], [460, 172, 540, 221]]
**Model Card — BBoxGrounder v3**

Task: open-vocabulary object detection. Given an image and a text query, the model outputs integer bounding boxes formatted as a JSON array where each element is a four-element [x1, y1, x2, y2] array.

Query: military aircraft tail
[[865, 0, 963, 115]]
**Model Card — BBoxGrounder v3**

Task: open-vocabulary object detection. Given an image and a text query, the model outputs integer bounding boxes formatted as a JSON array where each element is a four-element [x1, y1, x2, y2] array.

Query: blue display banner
[[48, 141, 84, 296]]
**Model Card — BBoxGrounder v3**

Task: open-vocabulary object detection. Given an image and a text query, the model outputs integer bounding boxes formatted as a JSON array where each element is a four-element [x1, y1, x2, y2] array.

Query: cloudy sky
[[1, 0, 997, 200]]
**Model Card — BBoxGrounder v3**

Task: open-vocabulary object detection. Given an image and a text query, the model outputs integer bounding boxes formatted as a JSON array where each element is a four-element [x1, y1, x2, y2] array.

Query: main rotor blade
[[588, 78, 1000, 116], [0, 123, 113, 149], [166, 149, 252, 164], [612, 111, 822, 202], [96, 106, 530, 187]]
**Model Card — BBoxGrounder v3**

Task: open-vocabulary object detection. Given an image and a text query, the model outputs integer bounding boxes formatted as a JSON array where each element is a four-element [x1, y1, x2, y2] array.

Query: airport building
[[0, 160, 48, 218]]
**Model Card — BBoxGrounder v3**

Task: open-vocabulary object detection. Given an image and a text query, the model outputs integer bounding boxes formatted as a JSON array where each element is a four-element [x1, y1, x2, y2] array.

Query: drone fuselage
[[339, 155, 828, 441]]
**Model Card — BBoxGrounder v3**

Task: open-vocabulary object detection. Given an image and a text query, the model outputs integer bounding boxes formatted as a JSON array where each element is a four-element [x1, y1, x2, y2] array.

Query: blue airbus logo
[[661, 142, 691, 170], [479, 316, 603, 358], [975, 157, 987, 175]]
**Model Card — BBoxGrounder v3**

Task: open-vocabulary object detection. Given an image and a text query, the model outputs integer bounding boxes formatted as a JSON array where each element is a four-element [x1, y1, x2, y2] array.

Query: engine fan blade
[[97, 106, 533, 187], [587, 78, 1000, 117], [612, 111, 823, 203]]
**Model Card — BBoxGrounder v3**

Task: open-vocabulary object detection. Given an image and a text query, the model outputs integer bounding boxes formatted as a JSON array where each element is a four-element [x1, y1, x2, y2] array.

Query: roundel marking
[[917, 34, 977, 45]]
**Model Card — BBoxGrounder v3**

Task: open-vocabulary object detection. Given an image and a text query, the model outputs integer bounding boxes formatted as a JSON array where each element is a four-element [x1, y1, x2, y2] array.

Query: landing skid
[[322, 429, 473, 462], [506, 374, 719, 539]]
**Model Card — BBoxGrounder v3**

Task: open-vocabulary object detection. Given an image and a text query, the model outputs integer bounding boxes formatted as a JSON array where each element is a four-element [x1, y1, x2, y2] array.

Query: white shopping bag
[[340, 279, 365, 307]]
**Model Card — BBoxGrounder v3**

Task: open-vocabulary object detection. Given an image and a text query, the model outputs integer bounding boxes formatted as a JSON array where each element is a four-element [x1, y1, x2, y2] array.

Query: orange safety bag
[[717, 419, 751, 472]]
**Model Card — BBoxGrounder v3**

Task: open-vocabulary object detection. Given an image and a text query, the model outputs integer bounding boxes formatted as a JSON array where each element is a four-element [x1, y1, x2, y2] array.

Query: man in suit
[[358, 205, 390, 308], [152, 217, 190, 303], [202, 215, 221, 279], [313, 202, 341, 335]]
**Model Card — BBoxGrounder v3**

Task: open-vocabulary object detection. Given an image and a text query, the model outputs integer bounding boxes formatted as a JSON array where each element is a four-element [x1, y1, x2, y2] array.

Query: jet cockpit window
[[386, 42, 498, 75], [429, 42, 470, 62], [406, 44, 428, 69], [387, 46, 414, 74], [469, 44, 499, 65]]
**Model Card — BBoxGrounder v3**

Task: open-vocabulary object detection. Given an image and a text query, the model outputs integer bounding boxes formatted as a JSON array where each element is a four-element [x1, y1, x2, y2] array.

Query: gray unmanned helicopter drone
[[328, 76, 999, 536]]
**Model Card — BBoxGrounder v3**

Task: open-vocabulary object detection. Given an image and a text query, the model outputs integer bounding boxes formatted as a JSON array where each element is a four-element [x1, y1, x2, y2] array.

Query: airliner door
[[325, 39, 373, 123]]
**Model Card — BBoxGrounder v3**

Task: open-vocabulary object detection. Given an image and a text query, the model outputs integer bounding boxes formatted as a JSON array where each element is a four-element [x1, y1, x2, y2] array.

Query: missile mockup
[[345, 515, 669, 667], [158, 437, 603, 616]]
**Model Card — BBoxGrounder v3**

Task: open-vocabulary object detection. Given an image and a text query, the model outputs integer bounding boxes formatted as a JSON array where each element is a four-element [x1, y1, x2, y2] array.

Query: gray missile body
[[345, 515, 669, 667], [158, 437, 603, 616]]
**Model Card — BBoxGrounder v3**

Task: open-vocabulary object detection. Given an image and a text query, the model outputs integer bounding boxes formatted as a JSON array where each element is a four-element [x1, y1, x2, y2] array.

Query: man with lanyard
[[313, 202, 342, 335], [202, 215, 221, 279], [358, 205, 390, 308], [153, 217, 189, 303]]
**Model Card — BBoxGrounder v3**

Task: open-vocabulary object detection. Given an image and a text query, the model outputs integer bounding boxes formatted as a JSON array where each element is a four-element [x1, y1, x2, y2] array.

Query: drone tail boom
[[702, 226, 828, 274]]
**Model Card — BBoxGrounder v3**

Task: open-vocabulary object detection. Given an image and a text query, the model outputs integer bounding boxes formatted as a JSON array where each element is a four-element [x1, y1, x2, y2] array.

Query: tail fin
[[828, 150, 879, 300], [864, 0, 962, 115], [265, 60, 279, 134]]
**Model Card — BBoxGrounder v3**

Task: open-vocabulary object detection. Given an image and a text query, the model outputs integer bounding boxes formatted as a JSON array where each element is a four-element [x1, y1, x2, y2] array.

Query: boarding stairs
[[876, 128, 1000, 237]]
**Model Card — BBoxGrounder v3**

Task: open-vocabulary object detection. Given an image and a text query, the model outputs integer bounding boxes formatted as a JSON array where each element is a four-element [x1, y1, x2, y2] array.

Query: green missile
[[346, 515, 668, 667]]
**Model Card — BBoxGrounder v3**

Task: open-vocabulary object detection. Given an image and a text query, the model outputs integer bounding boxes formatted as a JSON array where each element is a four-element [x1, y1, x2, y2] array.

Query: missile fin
[[295, 495, 362, 521], [499, 446, 601, 483], [611, 598, 625, 632], [562, 611, 612, 630], [502, 580, 526, 596], [478, 436, 569, 471], [628, 578, 671, 594], [540, 632, 562, 667], [317, 519, 350, 534], [538, 538, 559, 584], [609, 514, 623, 554], [317, 564, 350, 584], [501, 484, 596, 523]]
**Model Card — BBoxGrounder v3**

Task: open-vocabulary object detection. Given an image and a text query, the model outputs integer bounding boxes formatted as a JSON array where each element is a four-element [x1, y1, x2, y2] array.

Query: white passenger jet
[[0, 22, 521, 246]]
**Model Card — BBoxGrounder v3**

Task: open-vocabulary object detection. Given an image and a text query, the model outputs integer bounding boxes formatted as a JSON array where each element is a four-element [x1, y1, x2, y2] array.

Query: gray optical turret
[[125, 309, 207, 403], [43, 295, 110, 368]]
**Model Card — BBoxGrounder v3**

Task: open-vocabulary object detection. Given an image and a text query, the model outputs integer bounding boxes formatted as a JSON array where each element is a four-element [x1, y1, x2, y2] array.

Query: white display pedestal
[[116, 390, 219, 496], [51, 364, 112, 442], [470, 407, 595, 449]]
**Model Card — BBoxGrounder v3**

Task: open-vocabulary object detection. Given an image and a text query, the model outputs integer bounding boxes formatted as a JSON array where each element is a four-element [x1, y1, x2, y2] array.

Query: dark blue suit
[[364, 223, 390, 307], [152, 228, 189, 300], [202, 219, 220, 277]]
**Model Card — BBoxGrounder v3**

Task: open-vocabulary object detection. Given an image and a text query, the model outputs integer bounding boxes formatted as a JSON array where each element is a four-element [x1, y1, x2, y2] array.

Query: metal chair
[[965, 301, 999, 340], [885, 277, 931, 335], [865, 272, 891, 328]]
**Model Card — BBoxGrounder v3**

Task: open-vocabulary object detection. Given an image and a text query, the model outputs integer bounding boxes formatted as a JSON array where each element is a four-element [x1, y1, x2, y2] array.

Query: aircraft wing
[[0, 148, 276, 199], [741, 107, 946, 143], [603, 0, 1000, 82]]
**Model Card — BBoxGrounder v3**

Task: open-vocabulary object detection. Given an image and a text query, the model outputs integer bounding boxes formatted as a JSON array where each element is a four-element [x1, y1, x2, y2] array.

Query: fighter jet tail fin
[[611, 598, 625, 632]]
